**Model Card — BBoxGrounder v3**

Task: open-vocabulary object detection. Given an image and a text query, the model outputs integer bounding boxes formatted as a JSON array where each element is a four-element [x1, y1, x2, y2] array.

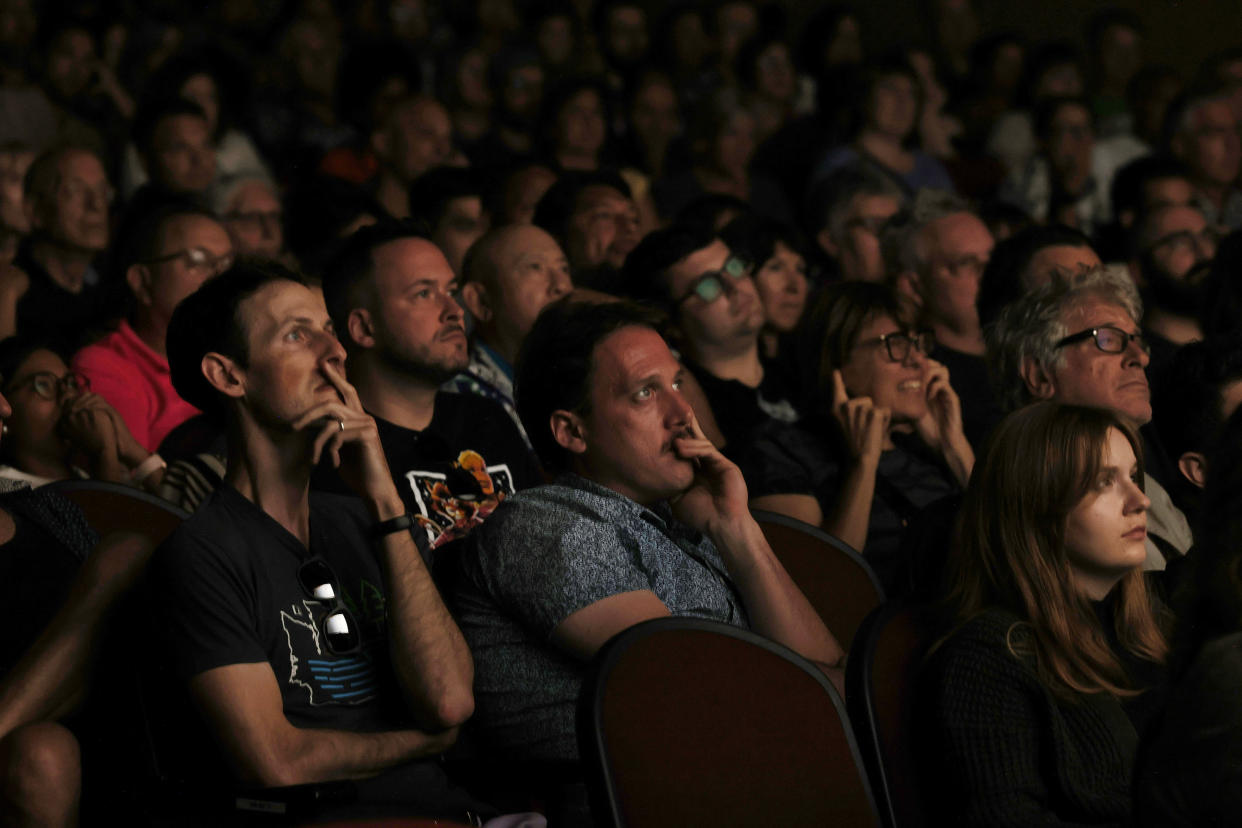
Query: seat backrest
[[752, 509, 884, 650], [578, 618, 880, 828], [48, 479, 189, 545], [846, 604, 935, 828]]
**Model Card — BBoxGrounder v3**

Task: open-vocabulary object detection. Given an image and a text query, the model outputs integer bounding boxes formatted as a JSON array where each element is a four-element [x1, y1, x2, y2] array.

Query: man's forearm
[[708, 517, 846, 666], [243, 723, 457, 788], [369, 491, 474, 730]]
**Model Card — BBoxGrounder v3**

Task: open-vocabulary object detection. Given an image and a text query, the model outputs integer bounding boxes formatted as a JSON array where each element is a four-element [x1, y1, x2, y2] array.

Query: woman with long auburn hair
[[918, 401, 1167, 827]]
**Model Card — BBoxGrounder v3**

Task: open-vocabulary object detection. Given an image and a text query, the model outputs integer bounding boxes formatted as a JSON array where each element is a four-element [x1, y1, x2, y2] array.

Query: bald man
[[447, 225, 573, 446]]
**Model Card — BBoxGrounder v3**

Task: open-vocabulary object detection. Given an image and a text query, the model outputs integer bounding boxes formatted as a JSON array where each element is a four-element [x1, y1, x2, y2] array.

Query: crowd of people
[[2, 0, 1242, 824]]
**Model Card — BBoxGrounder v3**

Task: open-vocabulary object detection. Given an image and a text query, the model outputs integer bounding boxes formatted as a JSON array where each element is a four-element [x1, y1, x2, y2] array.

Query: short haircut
[[114, 197, 218, 271], [797, 280, 907, 415], [320, 219, 432, 340], [619, 222, 719, 312], [22, 145, 99, 201], [1032, 95, 1093, 140], [167, 259, 308, 418], [408, 166, 483, 231], [515, 298, 664, 470], [719, 215, 808, 270], [532, 170, 631, 240], [1163, 85, 1234, 151], [986, 264, 1143, 413], [1110, 155, 1189, 223], [977, 224, 1095, 330], [882, 188, 972, 276], [805, 161, 904, 239], [132, 97, 209, 158]]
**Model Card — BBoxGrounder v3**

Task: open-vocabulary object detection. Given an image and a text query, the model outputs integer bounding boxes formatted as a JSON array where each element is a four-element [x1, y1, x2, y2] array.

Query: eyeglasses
[[1054, 325, 1150, 355], [1145, 227, 1221, 257], [855, 330, 935, 362], [6, 371, 89, 401], [675, 255, 752, 305], [297, 557, 361, 656], [142, 246, 235, 276]]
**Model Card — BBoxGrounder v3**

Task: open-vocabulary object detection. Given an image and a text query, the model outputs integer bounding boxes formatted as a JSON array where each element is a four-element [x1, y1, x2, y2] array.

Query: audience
[[919, 402, 1167, 827], [71, 202, 232, 451], [455, 299, 844, 762], [742, 281, 972, 592], [156, 261, 492, 820], [320, 222, 540, 557], [0, 2, 1240, 823]]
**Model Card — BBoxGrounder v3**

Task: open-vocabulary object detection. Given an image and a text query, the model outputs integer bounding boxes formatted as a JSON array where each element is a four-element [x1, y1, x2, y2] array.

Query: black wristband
[[371, 513, 416, 540]]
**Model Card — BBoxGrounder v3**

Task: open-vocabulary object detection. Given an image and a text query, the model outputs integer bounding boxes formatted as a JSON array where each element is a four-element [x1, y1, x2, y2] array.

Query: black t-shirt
[[0, 498, 89, 675], [931, 344, 1002, 451], [155, 484, 414, 733], [317, 393, 541, 555], [684, 356, 801, 455], [12, 242, 111, 352]]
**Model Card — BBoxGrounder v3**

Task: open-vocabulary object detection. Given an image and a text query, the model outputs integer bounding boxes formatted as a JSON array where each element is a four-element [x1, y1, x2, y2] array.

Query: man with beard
[[320, 222, 541, 560], [1129, 202, 1217, 371]]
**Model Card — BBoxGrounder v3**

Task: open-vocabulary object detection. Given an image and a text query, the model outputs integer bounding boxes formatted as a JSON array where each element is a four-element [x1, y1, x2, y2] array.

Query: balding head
[[461, 224, 573, 363]]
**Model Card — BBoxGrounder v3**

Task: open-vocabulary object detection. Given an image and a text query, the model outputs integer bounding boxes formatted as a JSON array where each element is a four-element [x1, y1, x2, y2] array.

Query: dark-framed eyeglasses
[[855, 330, 935, 362], [675, 255, 752, 305], [1054, 325, 1150, 355], [6, 371, 89, 401], [142, 246, 235, 276], [297, 557, 361, 656]]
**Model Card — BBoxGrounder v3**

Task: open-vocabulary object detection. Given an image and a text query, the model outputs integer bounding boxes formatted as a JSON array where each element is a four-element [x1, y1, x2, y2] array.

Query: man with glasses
[[4, 146, 113, 347], [71, 202, 233, 451], [987, 264, 1193, 568], [153, 260, 490, 820], [1129, 202, 1217, 356], [622, 222, 800, 454], [805, 161, 905, 283], [888, 189, 996, 449]]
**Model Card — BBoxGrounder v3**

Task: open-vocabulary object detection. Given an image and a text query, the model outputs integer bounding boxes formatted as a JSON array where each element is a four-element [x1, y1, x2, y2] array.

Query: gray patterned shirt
[[455, 474, 747, 760]]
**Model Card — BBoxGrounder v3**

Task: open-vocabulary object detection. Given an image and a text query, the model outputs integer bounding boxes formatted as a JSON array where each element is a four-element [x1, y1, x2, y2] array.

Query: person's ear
[[817, 228, 839, 258], [1020, 355, 1057, 400], [126, 263, 154, 307], [894, 268, 923, 309], [1178, 451, 1208, 489], [201, 352, 245, 400], [346, 308, 375, 349], [460, 281, 492, 324], [549, 409, 588, 456]]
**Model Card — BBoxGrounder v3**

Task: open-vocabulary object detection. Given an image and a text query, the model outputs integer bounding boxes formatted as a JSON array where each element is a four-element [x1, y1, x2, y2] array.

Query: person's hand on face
[[669, 414, 750, 534], [290, 359, 396, 505], [58, 392, 120, 462], [832, 368, 889, 467], [911, 358, 974, 485]]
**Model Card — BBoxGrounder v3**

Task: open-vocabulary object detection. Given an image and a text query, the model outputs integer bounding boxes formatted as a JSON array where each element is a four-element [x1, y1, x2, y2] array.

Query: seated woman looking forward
[[919, 402, 1168, 827]]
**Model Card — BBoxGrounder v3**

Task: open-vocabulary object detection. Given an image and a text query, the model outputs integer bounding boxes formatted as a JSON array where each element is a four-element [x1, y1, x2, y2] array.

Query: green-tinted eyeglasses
[[675, 256, 752, 305]]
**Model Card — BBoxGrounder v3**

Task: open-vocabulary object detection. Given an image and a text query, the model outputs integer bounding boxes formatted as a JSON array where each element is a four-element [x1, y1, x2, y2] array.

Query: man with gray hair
[[1167, 88, 1242, 230], [887, 189, 996, 446], [986, 264, 1193, 568], [805, 162, 904, 283]]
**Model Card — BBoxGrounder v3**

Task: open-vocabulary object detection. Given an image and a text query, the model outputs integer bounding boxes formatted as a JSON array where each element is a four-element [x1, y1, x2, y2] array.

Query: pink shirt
[[71, 321, 199, 452]]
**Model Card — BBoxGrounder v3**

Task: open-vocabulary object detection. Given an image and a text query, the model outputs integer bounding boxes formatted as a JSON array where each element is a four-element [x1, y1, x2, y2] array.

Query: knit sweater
[[918, 608, 1137, 827]]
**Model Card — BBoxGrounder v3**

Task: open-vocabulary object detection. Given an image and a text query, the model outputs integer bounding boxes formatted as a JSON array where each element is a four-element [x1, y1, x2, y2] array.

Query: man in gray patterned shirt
[[454, 299, 844, 761]]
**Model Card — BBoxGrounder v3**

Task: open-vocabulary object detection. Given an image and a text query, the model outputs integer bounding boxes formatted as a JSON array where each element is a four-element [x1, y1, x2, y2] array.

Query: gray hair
[[986, 264, 1144, 413], [882, 188, 972, 277], [806, 162, 905, 240]]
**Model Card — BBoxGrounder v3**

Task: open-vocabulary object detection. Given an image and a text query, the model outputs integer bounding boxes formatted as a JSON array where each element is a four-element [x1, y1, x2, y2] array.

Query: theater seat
[[577, 617, 880, 827]]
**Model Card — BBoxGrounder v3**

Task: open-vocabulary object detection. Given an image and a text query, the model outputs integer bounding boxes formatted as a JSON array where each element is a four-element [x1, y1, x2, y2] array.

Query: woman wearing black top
[[920, 402, 1168, 827]]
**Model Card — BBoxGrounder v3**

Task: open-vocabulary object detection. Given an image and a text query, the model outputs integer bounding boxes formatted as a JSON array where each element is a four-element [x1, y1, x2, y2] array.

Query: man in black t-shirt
[[155, 261, 486, 820], [321, 222, 541, 555]]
